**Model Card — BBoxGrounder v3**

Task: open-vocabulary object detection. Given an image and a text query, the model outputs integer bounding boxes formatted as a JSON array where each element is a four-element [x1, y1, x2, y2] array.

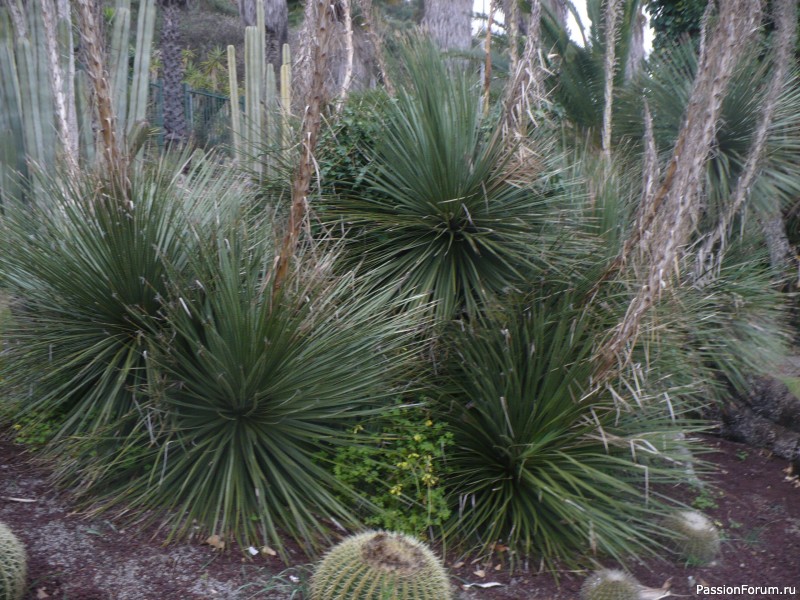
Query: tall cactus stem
[[244, 25, 263, 176], [110, 0, 132, 146], [128, 0, 155, 135], [29, 0, 57, 170], [265, 62, 276, 177], [227, 44, 241, 160], [280, 43, 291, 149], [75, 69, 96, 166], [56, 10, 78, 158]]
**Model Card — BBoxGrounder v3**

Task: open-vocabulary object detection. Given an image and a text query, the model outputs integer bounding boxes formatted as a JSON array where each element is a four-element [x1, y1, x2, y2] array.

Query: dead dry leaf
[[35, 588, 49, 599], [205, 534, 225, 550], [261, 545, 277, 557], [473, 569, 486, 578], [462, 582, 504, 590]]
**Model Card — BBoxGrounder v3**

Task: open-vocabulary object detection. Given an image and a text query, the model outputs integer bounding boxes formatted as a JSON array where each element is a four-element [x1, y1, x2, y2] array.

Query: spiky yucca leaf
[[439, 293, 699, 567], [0, 157, 237, 440], [63, 224, 426, 555], [324, 42, 562, 322]]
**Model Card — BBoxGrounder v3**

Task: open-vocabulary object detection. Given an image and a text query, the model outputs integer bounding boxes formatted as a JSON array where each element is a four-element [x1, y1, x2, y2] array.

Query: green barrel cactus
[[580, 569, 640, 600], [310, 530, 452, 600], [664, 510, 721, 565], [0, 521, 27, 600]]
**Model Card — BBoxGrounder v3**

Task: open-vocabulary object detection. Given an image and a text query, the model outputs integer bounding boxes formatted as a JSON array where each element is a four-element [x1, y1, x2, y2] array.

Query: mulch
[[0, 433, 798, 599]]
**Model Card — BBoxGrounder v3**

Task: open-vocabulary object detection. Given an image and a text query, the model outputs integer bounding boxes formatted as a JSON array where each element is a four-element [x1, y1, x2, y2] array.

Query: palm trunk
[[161, 4, 185, 144]]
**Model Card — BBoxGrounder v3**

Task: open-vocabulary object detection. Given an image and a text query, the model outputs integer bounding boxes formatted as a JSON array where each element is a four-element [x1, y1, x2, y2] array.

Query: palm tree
[[158, 0, 187, 144]]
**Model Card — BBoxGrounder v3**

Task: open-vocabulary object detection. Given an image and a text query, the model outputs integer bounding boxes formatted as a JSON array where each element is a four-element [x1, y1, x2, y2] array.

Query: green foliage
[[645, 0, 706, 54], [0, 521, 26, 600], [663, 510, 721, 565], [332, 402, 453, 537], [691, 488, 719, 511], [310, 531, 452, 600], [317, 90, 394, 199], [6, 409, 62, 448], [580, 569, 640, 600], [437, 292, 698, 567]]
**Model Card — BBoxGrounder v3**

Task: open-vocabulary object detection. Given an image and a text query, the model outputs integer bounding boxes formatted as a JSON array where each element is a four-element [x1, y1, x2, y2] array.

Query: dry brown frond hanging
[[503, 0, 546, 139], [74, 0, 124, 184]]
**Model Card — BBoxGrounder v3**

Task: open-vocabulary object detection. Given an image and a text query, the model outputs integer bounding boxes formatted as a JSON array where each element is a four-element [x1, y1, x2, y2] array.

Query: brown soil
[[1, 434, 798, 600]]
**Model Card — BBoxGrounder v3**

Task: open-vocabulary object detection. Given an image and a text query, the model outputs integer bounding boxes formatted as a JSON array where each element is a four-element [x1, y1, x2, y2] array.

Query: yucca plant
[[322, 42, 566, 322], [0, 155, 239, 440], [59, 219, 426, 555], [437, 291, 700, 567]]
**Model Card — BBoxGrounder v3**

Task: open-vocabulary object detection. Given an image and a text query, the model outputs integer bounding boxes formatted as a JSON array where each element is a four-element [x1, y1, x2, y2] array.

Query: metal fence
[[148, 81, 242, 151]]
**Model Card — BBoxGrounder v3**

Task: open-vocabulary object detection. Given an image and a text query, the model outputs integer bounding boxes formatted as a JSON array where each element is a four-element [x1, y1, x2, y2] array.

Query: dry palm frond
[[503, 0, 548, 140]]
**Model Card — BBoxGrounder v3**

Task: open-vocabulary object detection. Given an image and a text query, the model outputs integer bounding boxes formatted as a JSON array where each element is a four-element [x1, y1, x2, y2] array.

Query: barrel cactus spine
[[663, 510, 721, 565], [310, 530, 452, 600], [580, 569, 640, 600], [0, 521, 27, 600]]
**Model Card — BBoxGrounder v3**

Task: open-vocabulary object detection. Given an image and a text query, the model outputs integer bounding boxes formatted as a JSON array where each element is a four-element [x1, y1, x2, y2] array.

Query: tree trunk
[[422, 0, 472, 52], [718, 369, 800, 463], [160, 4, 185, 144], [625, 5, 645, 80]]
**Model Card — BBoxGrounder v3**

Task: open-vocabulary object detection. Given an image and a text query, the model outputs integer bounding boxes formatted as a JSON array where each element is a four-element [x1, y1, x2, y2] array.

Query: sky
[[472, 0, 655, 53]]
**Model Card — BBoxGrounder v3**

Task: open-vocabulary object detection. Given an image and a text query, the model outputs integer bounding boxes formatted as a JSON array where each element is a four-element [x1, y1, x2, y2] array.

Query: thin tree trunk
[[422, 0, 473, 53], [695, 0, 797, 282], [625, 5, 645, 80], [595, 0, 764, 377], [601, 0, 620, 159], [274, 0, 334, 291], [338, 0, 354, 106], [357, 0, 393, 94]]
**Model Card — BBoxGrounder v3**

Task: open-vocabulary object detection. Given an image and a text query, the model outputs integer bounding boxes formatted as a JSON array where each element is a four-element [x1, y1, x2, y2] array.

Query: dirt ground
[[0, 433, 798, 600]]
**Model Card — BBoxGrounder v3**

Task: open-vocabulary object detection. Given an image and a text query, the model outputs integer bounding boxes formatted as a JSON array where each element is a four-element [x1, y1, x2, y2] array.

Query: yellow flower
[[425, 419, 433, 427], [389, 484, 403, 496], [413, 434, 424, 442]]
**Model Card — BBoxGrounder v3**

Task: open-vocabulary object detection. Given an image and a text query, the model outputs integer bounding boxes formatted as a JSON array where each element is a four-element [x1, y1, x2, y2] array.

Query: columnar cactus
[[0, 521, 27, 600], [663, 510, 721, 565], [580, 569, 640, 600], [310, 531, 452, 600]]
